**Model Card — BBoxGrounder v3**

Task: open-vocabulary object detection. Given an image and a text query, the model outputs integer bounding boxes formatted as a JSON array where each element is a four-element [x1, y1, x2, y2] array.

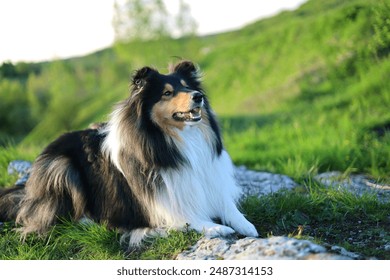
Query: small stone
[[7, 160, 32, 186], [330, 245, 361, 259]]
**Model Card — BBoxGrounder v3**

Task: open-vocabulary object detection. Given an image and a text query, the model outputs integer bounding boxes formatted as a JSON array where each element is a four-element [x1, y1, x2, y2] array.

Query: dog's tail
[[0, 185, 25, 222]]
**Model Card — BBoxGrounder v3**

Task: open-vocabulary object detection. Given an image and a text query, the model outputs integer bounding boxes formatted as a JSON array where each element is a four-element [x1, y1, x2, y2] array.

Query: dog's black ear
[[132, 66, 156, 90], [172, 60, 201, 81]]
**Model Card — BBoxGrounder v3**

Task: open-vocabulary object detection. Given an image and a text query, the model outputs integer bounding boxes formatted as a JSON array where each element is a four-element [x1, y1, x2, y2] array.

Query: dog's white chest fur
[[150, 125, 241, 232]]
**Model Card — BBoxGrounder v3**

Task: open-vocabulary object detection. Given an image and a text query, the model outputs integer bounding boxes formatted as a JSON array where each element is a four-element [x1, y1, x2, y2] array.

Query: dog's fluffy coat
[[0, 61, 258, 247]]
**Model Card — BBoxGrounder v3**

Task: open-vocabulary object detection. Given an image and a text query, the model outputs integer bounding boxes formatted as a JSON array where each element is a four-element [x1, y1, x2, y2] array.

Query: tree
[[175, 0, 197, 38], [112, 0, 197, 42], [113, 0, 170, 42], [0, 79, 34, 142]]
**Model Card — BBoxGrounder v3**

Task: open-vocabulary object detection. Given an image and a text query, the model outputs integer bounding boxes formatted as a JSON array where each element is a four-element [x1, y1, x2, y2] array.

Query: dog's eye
[[134, 79, 143, 88], [163, 91, 173, 97]]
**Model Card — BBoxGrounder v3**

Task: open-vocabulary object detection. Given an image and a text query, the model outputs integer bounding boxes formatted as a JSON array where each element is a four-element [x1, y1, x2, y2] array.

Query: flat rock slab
[[176, 236, 356, 260], [315, 171, 390, 203], [7, 160, 31, 186], [234, 165, 297, 198]]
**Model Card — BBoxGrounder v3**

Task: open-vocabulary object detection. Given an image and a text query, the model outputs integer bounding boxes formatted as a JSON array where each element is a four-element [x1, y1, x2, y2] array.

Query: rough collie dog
[[0, 60, 258, 247]]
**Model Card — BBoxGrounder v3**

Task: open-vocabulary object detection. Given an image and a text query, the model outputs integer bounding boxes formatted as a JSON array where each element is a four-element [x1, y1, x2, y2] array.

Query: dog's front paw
[[203, 224, 235, 238], [235, 220, 259, 237], [120, 227, 167, 250]]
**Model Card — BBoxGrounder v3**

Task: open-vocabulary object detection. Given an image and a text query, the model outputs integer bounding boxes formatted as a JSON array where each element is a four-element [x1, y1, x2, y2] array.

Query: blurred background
[[0, 0, 305, 63], [0, 0, 389, 181]]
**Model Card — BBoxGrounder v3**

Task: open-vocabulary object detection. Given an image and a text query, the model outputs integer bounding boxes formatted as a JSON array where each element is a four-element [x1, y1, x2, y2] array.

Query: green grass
[[1, 182, 388, 259], [1, 0, 390, 259], [241, 183, 390, 259], [0, 221, 201, 260], [126, 227, 202, 260], [0, 221, 124, 260]]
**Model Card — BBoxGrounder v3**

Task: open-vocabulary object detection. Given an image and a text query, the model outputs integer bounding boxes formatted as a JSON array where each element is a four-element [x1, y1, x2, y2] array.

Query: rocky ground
[[6, 161, 390, 260]]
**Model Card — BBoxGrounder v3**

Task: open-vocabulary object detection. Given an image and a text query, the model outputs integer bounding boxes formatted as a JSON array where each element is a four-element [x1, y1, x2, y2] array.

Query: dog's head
[[111, 60, 222, 168], [131, 61, 207, 130]]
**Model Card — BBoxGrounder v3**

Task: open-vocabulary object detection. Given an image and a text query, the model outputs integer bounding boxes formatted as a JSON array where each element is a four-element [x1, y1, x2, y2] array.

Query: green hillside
[[1, 0, 390, 260], [1, 0, 389, 180]]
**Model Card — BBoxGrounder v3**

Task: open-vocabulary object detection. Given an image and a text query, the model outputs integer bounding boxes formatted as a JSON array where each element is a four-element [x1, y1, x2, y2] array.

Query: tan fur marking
[[164, 83, 174, 94], [151, 92, 193, 136], [171, 92, 192, 111], [180, 79, 188, 87]]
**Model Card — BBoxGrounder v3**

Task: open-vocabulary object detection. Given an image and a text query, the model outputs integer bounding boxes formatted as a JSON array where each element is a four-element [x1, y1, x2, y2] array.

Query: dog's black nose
[[192, 91, 203, 103]]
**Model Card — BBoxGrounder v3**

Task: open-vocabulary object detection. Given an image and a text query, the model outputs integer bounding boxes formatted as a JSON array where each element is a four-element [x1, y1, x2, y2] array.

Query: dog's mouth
[[173, 107, 202, 122]]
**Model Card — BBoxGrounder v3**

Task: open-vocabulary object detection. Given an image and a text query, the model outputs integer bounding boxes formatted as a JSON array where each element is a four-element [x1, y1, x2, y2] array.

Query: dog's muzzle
[[173, 91, 204, 123]]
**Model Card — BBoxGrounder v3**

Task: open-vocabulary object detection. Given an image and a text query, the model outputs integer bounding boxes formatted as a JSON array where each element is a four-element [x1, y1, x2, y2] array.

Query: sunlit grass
[[1, 182, 389, 259], [1, 0, 389, 260]]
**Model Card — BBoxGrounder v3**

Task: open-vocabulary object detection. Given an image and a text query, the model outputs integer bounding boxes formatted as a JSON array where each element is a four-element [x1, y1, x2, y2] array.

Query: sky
[[0, 0, 306, 64]]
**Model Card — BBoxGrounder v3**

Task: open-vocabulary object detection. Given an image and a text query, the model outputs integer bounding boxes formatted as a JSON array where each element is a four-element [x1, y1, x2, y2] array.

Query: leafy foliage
[[113, 0, 197, 42]]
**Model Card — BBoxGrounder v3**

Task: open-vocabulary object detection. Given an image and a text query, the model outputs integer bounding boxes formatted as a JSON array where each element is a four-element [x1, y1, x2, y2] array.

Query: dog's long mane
[[101, 63, 222, 172], [99, 63, 224, 231]]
